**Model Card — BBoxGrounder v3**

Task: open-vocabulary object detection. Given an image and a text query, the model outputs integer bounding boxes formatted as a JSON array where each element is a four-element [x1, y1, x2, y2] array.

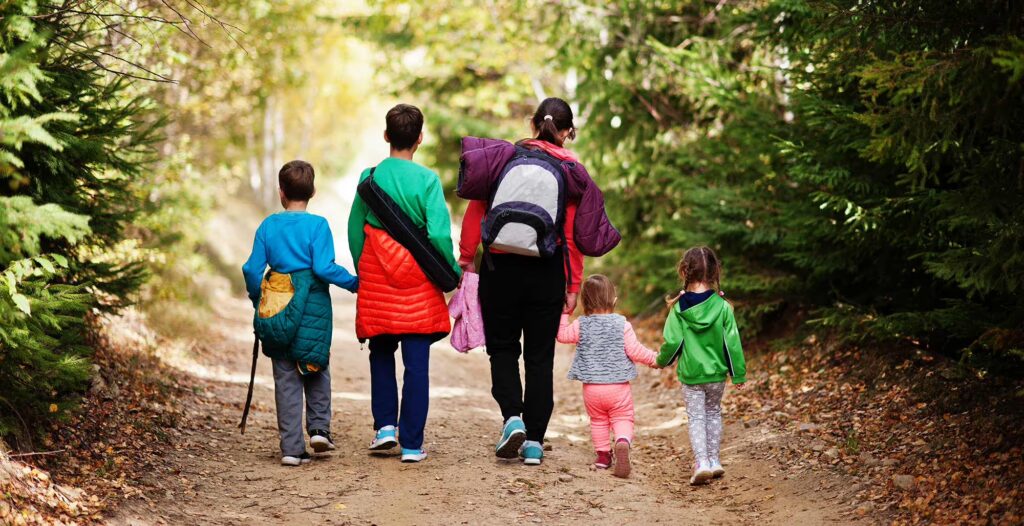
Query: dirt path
[[107, 284, 869, 526]]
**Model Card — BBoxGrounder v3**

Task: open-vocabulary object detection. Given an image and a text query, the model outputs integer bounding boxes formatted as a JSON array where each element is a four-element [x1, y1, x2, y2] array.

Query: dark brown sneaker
[[613, 439, 631, 478]]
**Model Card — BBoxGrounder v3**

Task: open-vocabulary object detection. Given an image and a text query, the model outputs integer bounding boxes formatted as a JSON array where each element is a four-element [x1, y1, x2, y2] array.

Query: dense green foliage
[[762, 1, 1024, 364], [359, 1, 1024, 365], [558, 1, 795, 330], [572, 0, 1024, 362], [0, 1, 152, 443]]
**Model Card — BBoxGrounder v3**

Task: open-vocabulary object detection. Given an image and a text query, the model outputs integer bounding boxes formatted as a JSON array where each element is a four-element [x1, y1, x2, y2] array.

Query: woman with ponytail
[[458, 97, 586, 465]]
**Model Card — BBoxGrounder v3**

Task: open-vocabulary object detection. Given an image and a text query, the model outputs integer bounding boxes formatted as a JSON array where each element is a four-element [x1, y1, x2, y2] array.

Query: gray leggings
[[683, 382, 725, 466]]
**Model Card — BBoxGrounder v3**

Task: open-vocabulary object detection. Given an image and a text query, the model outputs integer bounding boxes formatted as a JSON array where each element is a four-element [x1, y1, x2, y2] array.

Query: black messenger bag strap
[[357, 167, 460, 292]]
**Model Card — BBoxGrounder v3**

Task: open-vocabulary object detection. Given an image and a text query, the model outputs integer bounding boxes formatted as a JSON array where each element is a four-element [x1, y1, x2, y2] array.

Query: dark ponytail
[[531, 97, 576, 147]]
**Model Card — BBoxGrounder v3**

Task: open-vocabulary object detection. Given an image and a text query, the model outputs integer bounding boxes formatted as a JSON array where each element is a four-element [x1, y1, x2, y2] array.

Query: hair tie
[[543, 115, 553, 121]]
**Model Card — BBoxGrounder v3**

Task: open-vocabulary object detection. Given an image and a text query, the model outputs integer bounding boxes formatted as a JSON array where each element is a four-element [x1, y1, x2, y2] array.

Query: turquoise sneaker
[[495, 416, 527, 459], [369, 425, 398, 451], [519, 440, 543, 465], [400, 448, 427, 463]]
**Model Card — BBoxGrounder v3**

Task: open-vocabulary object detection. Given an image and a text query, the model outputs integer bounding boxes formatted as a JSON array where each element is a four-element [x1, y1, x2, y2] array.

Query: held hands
[[459, 261, 476, 286], [564, 292, 578, 314]]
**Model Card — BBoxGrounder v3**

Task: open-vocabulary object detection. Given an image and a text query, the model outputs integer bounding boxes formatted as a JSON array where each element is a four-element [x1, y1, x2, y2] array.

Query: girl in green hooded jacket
[[656, 246, 747, 485]]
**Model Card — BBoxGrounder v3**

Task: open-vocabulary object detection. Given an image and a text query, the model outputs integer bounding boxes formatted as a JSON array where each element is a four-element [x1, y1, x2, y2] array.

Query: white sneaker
[[690, 461, 714, 485], [710, 461, 725, 478], [281, 452, 312, 466]]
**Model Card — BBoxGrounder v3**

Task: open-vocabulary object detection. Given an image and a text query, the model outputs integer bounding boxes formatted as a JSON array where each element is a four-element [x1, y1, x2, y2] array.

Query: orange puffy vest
[[355, 225, 451, 340]]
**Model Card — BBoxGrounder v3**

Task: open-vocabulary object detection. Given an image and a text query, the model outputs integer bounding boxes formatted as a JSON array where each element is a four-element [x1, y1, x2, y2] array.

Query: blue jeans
[[368, 335, 431, 450]]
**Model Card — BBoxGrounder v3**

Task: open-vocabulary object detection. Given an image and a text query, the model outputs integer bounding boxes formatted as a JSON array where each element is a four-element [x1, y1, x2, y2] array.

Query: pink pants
[[582, 383, 634, 452]]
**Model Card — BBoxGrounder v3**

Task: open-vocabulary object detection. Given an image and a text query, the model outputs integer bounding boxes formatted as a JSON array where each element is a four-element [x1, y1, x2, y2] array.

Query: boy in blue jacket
[[242, 160, 358, 466]]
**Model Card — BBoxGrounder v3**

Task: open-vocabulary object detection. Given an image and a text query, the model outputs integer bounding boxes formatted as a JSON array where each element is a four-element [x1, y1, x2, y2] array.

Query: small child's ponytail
[[669, 246, 725, 304]]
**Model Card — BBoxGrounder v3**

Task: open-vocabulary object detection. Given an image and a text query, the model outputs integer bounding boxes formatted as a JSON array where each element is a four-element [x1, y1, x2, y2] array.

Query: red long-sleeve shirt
[[458, 139, 585, 293]]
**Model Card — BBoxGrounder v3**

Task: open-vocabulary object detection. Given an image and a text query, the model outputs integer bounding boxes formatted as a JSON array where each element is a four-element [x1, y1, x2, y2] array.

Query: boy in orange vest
[[347, 104, 461, 462]]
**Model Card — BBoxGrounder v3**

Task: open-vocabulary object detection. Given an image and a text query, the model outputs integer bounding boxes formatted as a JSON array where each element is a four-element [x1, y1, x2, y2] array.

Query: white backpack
[[481, 146, 568, 258]]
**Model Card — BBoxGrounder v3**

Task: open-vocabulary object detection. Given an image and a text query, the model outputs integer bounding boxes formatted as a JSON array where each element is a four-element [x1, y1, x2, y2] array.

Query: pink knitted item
[[448, 271, 485, 353]]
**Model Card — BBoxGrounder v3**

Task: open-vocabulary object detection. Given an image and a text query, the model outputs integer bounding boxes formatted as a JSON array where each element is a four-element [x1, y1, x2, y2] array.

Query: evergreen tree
[[0, 0, 158, 445], [760, 0, 1024, 362]]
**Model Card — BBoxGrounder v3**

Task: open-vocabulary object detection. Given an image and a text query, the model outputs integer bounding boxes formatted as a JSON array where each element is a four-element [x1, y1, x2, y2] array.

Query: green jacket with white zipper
[[656, 293, 746, 385]]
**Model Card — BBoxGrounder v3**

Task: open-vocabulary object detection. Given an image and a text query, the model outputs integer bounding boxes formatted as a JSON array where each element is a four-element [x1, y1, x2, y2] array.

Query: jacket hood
[[518, 139, 579, 162], [675, 294, 726, 332]]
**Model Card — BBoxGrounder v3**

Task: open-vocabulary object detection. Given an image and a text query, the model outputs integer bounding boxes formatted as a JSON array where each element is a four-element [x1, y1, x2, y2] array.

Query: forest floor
[[102, 288, 872, 526]]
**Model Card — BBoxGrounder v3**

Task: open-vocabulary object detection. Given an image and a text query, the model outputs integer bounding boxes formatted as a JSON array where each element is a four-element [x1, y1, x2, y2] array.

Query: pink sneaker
[[594, 450, 612, 469], [613, 439, 631, 479]]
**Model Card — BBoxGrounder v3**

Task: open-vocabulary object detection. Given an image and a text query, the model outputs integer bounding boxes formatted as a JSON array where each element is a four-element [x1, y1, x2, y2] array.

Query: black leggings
[[479, 249, 566, 443]]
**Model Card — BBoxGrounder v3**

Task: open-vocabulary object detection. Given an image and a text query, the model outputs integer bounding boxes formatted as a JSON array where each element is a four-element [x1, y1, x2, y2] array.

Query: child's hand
[[734, 382, 747, 390]]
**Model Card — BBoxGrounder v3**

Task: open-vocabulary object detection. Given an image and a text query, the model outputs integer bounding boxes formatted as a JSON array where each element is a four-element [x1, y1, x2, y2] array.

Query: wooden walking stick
[[239, 332, 259, 434]]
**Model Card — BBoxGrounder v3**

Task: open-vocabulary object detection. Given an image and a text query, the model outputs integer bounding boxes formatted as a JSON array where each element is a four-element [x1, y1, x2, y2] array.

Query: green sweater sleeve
[[347, 169, 371, 268], [424, 176, 463, 277], [723, 305, 747, 383], [656, 306, 685, 368]]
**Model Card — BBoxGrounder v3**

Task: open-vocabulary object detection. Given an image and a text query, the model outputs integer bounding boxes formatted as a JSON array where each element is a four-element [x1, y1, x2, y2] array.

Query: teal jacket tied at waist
[[254, 270, 333, 368]]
